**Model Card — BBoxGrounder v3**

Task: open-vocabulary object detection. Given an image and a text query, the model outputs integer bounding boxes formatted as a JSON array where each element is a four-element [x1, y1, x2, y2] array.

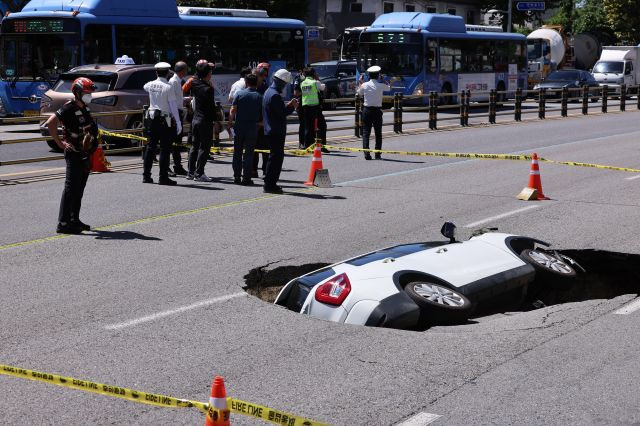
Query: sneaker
[[234, 177, 242, 184], [241, 179, 254, 186], [158, 178, 177, 186], [168, 170, 177, 177], [173, 166, 188, 176], [143, 176, 154, 184], [56, 223, 82, 234], [263, 185, 283, 194], [71, 220, 91, 231], [186, 173, 194, 180], [194, 174, 214, 182], [364, 153, 372, 161], [375, 154, 382, 160]]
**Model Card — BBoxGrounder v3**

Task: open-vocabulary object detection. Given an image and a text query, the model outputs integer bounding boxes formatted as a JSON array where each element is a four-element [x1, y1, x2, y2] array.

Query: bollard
[[428, 91, 438, 130], [602, 85, 608, 113], [398, 93, 404, 133], [538, 88, 546, 119], [620, 84, 626, 112], [637, 85, 640, 110], [489, 89, 497, 124], [582, 85, 589, 115], [464, 90, 471, 126], [393, 93, 399, 134], [515, 88, 522, 121], [561, 87, 568, 117], [459, 91, 465, 126], [354, 94, 361, 138]]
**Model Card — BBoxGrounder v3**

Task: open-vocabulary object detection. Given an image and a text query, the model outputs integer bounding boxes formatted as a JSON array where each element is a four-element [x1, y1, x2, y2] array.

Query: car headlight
[[412, 82, 424, 96], [91, 95, 118, 106]]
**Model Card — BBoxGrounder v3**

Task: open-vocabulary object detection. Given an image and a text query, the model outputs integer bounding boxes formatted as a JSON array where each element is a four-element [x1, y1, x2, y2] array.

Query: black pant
[[264, 133, 285, 188], [297, 106, 305, 148], [252, 127, 268, 174], [302, 105, 327, 147], [58, 152, 90, 225], [189, 120, 213, 177], [143, 116, 171, 179], [233, 127, 257, 179], [363, 107, 383, 153]]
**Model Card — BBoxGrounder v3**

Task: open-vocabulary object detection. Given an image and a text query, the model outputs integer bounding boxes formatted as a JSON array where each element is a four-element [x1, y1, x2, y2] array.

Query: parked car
[[311, 60, 357, 110], [275, 223, 580, 329], [532, 69, 600, 102], [40, 63, 157, 151]]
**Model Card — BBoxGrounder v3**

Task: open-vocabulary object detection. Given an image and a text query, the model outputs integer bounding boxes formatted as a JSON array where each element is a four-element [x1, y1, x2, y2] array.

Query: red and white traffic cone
[[518, 153, 549, 200], [304, 143, 324, 186], [204, 376, 230, 426]]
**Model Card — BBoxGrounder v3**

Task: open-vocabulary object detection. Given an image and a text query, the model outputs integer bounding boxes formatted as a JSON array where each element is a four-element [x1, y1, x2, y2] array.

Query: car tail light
[[314, 273, 351, 306]]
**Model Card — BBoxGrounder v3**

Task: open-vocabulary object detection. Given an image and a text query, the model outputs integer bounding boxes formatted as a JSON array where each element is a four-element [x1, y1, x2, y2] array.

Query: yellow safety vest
[[300, 77, 320, 106]]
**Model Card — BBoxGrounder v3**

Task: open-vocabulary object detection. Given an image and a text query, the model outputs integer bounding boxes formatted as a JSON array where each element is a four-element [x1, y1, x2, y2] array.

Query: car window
[[53, 73, 114, 93], [313, 64, 337, 79], [346, 242, 448, 266], [120, 70, 157, 90], [336, 65, 356, 77], [547, 71, 580, 81]]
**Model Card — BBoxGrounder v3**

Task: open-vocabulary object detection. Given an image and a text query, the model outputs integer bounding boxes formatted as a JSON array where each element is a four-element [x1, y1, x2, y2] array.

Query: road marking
[[0, 159, 139, 178], [105, 292, 246, 330], [613, 298, 640, 315], [396, 412, 441, 426], [464, 205, 541, 228], [625, 175, 640, 181]]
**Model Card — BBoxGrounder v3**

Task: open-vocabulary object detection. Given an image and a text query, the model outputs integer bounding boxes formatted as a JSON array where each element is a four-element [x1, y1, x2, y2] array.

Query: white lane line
[[104, 292, 247, 330], [396, 412, 442, 426], [614, 298, 640, 315], [464, 205, 541, 228], [625, 175, 640, 181]]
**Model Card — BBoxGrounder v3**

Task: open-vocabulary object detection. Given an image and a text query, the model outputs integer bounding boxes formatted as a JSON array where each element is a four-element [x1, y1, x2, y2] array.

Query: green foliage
[[176, 0, 309, 21], [603, 0, 640, 44], [546, 0, 576, 33]]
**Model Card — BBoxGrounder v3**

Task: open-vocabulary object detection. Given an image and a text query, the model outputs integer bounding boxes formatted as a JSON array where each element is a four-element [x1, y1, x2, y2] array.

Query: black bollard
[[489, 89, 496, 124], [398, 93, 404, 133], [515, 88, 522, 121], [459, 91, 465, 126], [582, 85, 588, 115], [621, 84, 626, 112], [354, 94, 361, 138], [538, 88, 546, 119], [602, 85, 608, 113], [561, 87, 568, 117]]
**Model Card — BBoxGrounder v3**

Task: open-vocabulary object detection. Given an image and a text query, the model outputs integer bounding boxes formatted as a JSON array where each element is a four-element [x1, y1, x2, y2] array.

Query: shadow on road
[[88, 230, 162, 241]]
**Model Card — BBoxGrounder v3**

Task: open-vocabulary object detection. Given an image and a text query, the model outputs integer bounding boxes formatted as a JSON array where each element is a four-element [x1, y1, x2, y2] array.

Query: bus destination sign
[[12, 19, 65, 33]]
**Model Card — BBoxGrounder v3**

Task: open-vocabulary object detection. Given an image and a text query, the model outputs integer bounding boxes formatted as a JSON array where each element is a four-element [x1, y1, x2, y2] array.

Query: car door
[[624, 61, 634, 87], [337, 64, 357, 97]]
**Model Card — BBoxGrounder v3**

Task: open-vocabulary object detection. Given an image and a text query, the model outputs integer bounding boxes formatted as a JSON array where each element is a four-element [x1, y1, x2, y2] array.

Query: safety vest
[[300, 77, 320, 106]]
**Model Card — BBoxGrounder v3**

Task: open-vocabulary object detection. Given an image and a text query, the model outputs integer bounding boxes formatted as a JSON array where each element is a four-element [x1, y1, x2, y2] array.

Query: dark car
[[533, 69, 600, 102], [310, 60, 357, 110]]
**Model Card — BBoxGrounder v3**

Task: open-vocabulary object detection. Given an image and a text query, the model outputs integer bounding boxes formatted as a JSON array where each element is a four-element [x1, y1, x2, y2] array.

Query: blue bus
[[0, 0, 306, 116], [358, 13, 528, 104]]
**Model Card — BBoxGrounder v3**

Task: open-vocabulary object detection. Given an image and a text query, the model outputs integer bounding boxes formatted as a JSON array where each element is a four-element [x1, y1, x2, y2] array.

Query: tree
[[546, 0, 576, 33], [478, 0, 564, 30], [176, 0, 308, 21], [603, 0, 640, 44], [2, 0, 31, 12]]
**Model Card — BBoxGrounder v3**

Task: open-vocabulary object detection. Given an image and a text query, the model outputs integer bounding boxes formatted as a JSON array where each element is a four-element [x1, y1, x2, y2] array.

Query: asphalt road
[[1, 108, 639, 425]]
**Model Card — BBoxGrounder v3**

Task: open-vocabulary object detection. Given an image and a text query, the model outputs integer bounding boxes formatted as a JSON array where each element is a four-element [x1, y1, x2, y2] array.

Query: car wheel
[[520, 249, 576, 278], [126, 115, 144, 148], [47, 139, 63, 153], [404, 281, 472, 324]]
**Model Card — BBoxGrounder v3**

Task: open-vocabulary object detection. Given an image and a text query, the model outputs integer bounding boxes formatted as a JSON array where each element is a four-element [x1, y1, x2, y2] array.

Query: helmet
[[71, 77, 96, 95], [273, 69, 292, 84], [257, 62, 270, 75]]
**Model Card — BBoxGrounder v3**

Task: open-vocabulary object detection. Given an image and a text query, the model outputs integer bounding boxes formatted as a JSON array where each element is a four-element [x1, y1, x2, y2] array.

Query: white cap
[[154, 62, 171, 70], [115, 55, 135, 65], [274, 69, 292, 84], [367, 65, 381, 73]]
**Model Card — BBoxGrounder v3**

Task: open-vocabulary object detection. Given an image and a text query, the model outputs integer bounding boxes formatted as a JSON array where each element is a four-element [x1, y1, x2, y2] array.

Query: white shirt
[[143, 77, 175, 114], [357, 79, 391, 107], [228, 78, 246, 102], [168, 73, 185, 112]]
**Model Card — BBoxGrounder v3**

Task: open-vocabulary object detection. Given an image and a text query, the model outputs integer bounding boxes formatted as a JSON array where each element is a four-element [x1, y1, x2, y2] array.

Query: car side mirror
[[441, 222, 457, 243]]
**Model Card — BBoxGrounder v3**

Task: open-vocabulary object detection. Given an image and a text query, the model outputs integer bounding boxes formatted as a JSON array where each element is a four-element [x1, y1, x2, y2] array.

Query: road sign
[[516, 2, 545, 11], [307, 28, 320, 40]]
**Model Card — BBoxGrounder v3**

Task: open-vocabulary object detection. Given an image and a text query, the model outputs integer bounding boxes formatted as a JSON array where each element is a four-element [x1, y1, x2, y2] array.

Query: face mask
[[81, 94, 92, 104]]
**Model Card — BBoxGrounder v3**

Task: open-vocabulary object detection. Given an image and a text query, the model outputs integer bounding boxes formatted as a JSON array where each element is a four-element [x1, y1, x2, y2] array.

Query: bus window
[[439, 39, 463, 73], [426, 39, 437, 73], [84, 25, 113, 64], [494, 41, 509, 72]]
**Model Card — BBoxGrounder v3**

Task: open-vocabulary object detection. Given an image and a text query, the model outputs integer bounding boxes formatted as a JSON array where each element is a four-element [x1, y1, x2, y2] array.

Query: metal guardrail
[[1, 85, 638, 167]]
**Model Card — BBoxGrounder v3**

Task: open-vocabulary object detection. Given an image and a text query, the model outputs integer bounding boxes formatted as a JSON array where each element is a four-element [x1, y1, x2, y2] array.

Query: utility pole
[[507, 0, 514, 33]]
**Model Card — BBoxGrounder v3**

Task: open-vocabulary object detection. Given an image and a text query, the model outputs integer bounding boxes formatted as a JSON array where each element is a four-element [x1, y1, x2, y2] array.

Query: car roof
[[66, 64, 156, 74], [311, 60, 356, 66]]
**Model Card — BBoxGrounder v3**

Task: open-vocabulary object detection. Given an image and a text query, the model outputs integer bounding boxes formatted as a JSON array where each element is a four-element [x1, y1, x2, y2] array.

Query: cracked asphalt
[[1, 110, 640, 425]]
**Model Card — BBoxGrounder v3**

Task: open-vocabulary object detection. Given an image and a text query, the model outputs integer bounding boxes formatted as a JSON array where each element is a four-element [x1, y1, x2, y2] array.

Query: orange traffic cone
[[91, 145, 111, 172], [519, 153, 549, 200], [304, 143, 324, 186], [204, 376, 230, 426]]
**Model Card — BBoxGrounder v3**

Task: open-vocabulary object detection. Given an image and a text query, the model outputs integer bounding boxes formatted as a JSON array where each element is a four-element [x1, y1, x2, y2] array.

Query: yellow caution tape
[[228, 397, 329, 426], [99, 129, 148, 143], [324, 145, 640, 173]]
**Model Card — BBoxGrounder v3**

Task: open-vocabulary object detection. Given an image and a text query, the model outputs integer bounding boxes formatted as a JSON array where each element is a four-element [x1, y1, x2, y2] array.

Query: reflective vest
[[300, 77, 320, 106]]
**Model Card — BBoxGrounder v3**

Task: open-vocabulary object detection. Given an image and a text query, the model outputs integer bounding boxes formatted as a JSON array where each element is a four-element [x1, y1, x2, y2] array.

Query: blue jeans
[[232, 126, 258, 179]]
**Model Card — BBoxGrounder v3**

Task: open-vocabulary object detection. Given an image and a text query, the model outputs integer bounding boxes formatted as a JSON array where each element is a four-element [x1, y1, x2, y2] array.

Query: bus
[[0, 0, 306, 116], [357, 13, 528, 104]]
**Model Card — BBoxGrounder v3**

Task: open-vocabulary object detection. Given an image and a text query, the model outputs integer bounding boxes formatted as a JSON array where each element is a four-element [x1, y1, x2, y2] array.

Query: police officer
[[46, 77, 98, 234], [168, 61, 189, 177], [357, 65, 390, 160], [262, 69, 298, 194], [143, 62, 181, 185], [300, 67, 327, 151], [187, 60, 216, 182]]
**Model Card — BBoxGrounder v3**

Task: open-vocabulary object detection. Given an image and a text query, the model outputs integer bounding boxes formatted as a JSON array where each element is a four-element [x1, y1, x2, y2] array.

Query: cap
[[154, 62, 171, 70], [273, 69, 292, 84], [367, 65, 381, 73]]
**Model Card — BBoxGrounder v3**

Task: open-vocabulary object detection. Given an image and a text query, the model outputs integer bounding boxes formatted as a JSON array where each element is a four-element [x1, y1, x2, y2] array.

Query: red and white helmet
[[257, 62, 270, 75], [71, 77, 96, 96]]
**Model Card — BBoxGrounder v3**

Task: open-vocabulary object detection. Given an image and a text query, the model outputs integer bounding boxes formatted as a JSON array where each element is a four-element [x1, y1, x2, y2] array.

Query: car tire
[[520, 249, 576, 279], [125, 115, 145, 148], [404, 281, 472, 325]]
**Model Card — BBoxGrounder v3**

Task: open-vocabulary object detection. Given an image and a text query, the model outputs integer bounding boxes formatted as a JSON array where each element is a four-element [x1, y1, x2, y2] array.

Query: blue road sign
[[516, 2, 545, 11]]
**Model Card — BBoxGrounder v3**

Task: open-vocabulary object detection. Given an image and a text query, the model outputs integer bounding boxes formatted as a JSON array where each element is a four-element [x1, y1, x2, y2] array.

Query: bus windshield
[[1, 34, 79, 82], [359, 33, 423, 77]]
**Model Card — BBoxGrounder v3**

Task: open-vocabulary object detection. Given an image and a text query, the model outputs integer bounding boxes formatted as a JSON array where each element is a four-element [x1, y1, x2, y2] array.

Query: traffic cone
[[304, 143, 324, 186], [204, 376, 230, 426], [518, 153, 549, 200], [91, 145, 111, 172]]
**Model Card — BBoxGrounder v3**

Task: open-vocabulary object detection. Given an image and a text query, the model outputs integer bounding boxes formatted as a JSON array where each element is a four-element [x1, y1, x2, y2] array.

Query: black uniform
[[56, 100, 97, 229], [188, 77, 215, 178]]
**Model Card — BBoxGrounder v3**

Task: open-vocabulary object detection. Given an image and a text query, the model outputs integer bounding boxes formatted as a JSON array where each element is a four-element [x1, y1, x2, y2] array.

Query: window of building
[[383, 2, 395, 14], [405, 4, 415, 12], [466, 10, 476, 24], [426, 6, 437, 13], [350, 2, 363, 12], [448, 8, 456, 15]]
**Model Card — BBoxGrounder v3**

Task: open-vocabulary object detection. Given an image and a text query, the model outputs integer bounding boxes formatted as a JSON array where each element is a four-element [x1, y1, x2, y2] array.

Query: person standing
[[228, 66, 252, 103], [46, 77, 98, 234], [252, 62, 270, 177], [293, 68, 305, 149], [187, 60, 216, 182], [262, 69, 298, 194], [143, 62, 181, 185], [357, 65, 390, 160], [300, 67, 327, 151], [168, 61, 189, 177], [228, 73, 262, 185]]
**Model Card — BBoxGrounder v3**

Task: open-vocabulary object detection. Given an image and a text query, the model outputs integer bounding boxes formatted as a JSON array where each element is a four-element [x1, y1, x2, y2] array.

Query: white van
[[592, 46, 640, 94]]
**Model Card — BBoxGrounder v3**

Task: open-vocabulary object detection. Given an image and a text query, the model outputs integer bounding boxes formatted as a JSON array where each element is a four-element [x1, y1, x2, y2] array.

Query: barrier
[[0, 363, 328, 425]]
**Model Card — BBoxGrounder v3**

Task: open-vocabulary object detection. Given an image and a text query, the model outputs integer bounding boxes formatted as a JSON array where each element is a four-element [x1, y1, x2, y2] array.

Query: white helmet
[[273, 69, 292, 84]]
